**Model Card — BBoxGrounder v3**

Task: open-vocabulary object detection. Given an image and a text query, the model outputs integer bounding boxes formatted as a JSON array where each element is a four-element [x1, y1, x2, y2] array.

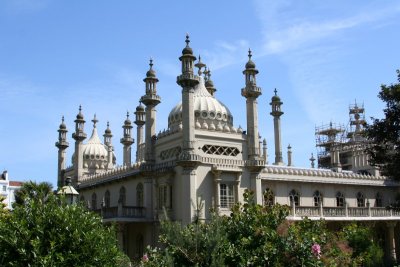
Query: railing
[[98, 205, 146, 220], [290, 205, 400, 219]]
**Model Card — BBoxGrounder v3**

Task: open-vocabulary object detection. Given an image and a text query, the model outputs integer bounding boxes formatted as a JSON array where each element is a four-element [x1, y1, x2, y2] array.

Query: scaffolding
[[315, 122, 345, 168], [347, 101, 366, 142]]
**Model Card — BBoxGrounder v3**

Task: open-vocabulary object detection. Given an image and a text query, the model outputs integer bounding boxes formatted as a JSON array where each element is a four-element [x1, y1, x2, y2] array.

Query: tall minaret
[[72, 106, 87, 185], [241, 49, 262, 160], [140, 59, 161, 163], [103, 120, 114, 169], [134, 103, 145, 162], [270, 89, 284, 165], [177, 34, 200, 157], [55, 116, 69, 188], [120, 112, 134, 166]]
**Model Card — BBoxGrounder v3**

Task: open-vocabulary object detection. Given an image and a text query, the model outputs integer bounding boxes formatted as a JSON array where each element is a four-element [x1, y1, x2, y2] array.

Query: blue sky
[[1, 0, 399, 187]]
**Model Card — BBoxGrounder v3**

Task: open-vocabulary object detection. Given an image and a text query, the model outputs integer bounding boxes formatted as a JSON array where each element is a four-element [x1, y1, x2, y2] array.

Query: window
[[375, 192, 383, 207], [136, 183, 143, 207], [158, 185, 168, 209], [2, 185, 6, 192], [336, 192, 345, 207], [313, 190, 323, 207], [356, 192, 365, 207], [220, 184, 235, 208], [119, 186, 126, 206], [104, 190, 110, 208], [289, 189, 300, 207], [263, 188, 274, 207], [91, 193, 97, 210]]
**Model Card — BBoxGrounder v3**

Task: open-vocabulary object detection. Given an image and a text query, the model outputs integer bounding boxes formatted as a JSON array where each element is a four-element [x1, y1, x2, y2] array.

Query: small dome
[[182, 34, 194, 55], [76, 112, 84, 120], [124, 118, 132, 126], [271, 95, 281, 102], [105, 127, 112, 134], [205, 79, 214, 88], [82, 128, 109, 160], [136, 103, 145, 112], [245, 59, 256, 69], [59, 117, 67, 130], [146, 68, 156, 78]]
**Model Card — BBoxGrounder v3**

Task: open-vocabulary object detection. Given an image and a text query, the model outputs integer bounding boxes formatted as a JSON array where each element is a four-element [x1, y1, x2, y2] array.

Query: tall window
[[289, 189, 300, 207], [263, 188, 274, 207], [356, 192, 365, 207], [119, 186, 126, 206], [136, 183, 143, 207], [220, 184, 235, 208], [104, 190, 110, 208], [313, 190, 323, 207], [375, 192, 383, 207], [91, 193, 97, 210], [158, 185, 168, 209], [336, 192, 345, 207]]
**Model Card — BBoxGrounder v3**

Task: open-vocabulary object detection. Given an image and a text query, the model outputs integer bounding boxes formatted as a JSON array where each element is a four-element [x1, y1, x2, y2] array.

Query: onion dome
[[245, 49, 256, 69], [76, 105, 84, 120], [271, 88, 281, 102], [136, 103, 145, 112], [59, 116, 67, 129], [169, 76, 233, 131], [182, 34, 193, 55], [124, 112, 132, 126], [105, 121, 112, 134], [146, 58, 156, 78]]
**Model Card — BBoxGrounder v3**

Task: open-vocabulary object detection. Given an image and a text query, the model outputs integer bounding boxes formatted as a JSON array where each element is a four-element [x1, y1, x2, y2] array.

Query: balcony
[[97, 205, 148, 222], [289, 205, 400, 221]]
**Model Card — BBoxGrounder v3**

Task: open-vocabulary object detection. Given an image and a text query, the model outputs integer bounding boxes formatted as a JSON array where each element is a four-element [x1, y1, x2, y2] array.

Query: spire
[[134, 102, 146, 126], [121, 111, 134, 166], [92, 114, 98, 128], [204, 68, 217, 96], [72, 106, 86, 142], [270, 89, 284, 165], [287, 144, 292, 167], [309, 153, 316, 168], [177, 34, 199, 86], [56, 115, 69, 148], [141, 58, 161, 106], [195, 55, 206, 76]]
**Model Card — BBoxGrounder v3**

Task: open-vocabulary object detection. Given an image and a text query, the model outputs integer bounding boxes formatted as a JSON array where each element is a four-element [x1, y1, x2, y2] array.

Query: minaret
[[204, 68, 217, 96], [270, 89, 284, 165], [262, 139, 268, 164], [120, 112, 134, 166], [55, 116, 69, 188], [241, 49, 262, 160], [287, 144, 292, 167], [103, 119, 114, 169], [140, 59, 161, 163], [72, 106, 87, 185], [176, 34, 200, 158], [134, 103, 145, 162]]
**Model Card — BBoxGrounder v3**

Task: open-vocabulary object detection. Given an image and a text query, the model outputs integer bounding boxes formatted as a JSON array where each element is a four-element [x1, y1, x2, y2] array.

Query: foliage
[[143, 190, 385, 267], [365, 70, 400, 180], [13, 180, 53, 207], [341, 223, 384, 267], [0, 182, 129, 267]]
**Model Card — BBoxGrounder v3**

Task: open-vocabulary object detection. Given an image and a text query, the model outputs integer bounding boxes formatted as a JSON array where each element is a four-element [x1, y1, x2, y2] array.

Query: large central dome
[[168, 76, 236, 132]]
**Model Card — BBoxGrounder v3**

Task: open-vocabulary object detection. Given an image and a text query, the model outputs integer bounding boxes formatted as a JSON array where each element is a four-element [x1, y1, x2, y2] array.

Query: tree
[[143, 190, 383, 266], [0, 182, 130, 267], [365, 70, 400, 180], [13, 180, 53, 207]]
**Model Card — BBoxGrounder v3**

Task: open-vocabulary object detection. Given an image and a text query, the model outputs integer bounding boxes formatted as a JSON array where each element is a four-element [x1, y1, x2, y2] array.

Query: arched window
[[263, 188, 274, 207], [336, 192, 345, 207], [289, 189, 300, 207], [104, 190, 110, 208], [375, 192, 383, 207], [119, 186, 126, 206], [313, 190, 323, 207], [137, 183, 144, 207], [91, 193, 97, 210], [356, 192, 365, 207], [136, 234, 144, 258]]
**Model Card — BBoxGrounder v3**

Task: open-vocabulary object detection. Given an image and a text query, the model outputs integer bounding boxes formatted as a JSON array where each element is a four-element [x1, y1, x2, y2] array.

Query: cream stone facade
[[56, 36, 400, 262]]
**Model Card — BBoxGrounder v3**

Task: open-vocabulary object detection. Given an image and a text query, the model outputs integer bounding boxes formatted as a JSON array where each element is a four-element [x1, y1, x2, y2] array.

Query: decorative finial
[[126, 111, 129, 119], [248, 48, 252, 60], [195, 54, 206, 75], [149, 58, 153, 69], [288, 144, 292, 150], [92, 114, 98, 127], [185, 33, 190, 46], [62, 116, 65, 123], [79, 105, 82, 112], [274, 88, 278, 95], [107, 121, 110, 128]]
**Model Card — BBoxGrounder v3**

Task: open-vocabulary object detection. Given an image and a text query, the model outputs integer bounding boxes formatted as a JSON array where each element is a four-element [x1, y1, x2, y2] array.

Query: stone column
[[250, 172, 262, 205], [212, 168, 222, 213], [181, 167, 197, 224], [386, 222, 397, 262], [144, 178, 153, 220]]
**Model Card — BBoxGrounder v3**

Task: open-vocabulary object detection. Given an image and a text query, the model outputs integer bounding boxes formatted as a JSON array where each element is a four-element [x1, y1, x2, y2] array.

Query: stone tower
[[134, 103, 145, 163], [72, 106, 87, 185], [120, 112, 134, 166], [270, 89, 284, 165], [55, 116, 69, 187]]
